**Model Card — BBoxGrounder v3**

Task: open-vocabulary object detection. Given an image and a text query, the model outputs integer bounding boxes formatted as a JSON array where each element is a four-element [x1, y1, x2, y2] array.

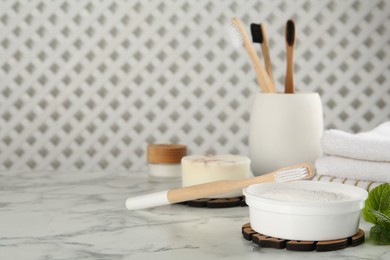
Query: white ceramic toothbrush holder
[[249, 92, 324, 176]]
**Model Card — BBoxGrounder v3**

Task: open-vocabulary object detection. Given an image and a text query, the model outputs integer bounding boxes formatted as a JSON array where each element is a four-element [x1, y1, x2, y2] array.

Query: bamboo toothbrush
[[250, 23, 275, 91], [126, 163, 315, 210], [227, 17, 275, 93], [285, 20, 296, 94]]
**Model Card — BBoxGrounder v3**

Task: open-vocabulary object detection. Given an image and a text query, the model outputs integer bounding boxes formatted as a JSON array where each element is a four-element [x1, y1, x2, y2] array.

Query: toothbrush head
[[286, 19, 295, 46], [274, 163, 315, 183], [226, 17, 245, 49], [250, 23, 264, 44]]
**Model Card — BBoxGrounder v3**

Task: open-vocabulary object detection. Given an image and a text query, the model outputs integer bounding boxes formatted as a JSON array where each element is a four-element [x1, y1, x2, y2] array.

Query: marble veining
[[0, 171, 389, 260]]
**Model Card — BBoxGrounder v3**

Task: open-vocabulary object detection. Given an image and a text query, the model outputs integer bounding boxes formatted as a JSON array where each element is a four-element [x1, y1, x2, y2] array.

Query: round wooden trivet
[[179, 196, 247, 208], [242, 223, 365, 252]]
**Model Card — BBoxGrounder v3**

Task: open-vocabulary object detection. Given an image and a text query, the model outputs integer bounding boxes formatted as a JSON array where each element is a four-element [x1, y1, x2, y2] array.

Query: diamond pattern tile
[[0, 0, 389, 172]]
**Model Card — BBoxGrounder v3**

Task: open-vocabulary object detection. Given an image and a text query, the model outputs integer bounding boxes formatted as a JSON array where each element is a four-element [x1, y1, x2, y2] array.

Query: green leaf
[[370, 225, 390, 245], [363, 183, 390, 225], [369, 209, 390, 228]]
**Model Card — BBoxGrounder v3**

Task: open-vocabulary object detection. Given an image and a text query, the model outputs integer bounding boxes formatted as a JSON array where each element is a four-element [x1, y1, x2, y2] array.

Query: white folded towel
[[315, 156, 390, 183], [321, 121, 390, 162]]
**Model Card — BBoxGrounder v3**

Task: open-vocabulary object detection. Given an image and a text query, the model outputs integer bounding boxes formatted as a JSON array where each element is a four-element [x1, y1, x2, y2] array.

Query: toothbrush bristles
[[274, 167, 309, 183], [226, 22, 244, 49], [286, 20, 295, 46], [250, 23, 263, 43]]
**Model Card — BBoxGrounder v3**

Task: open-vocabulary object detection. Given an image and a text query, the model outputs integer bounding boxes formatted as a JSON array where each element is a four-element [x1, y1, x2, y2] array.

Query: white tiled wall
[[1, 0, 389, 172]]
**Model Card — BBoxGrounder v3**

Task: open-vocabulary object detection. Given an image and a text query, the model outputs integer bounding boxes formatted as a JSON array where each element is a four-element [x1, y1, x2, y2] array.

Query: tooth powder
[[258, 188, 351, 202]]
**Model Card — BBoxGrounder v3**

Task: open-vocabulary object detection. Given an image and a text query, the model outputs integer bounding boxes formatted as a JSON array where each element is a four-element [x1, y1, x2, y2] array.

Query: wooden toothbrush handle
[[260, 25, 275, 90], [232, 18, 275, 93], [285, 45, 294, 93], [167, 180, 241, 203], [166, 174, 275, 204], [247, 43, 275, 93], [262, 45, 275, 90]]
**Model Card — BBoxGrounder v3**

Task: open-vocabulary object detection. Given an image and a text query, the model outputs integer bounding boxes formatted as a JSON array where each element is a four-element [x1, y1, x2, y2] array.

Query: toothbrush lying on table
[[285, 19, 296, 94], [125, 163, 315, 210], [250, 22, 275, 91], [227, 17, 275, 93]]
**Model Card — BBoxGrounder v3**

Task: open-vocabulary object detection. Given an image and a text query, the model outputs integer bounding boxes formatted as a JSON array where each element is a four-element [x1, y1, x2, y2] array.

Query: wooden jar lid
[[147, 144, 187, 164]]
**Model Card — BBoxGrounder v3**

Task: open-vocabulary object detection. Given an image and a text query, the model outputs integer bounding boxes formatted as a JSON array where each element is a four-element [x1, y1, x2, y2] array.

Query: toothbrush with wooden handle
[[126, 163, 315, 210], [250, 23, 275, 91], [285, 20, 296, 94], [227, 17, 275, 93]]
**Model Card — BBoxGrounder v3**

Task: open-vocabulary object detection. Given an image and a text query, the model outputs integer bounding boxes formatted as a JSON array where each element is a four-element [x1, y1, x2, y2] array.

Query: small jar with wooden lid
[[147, 144, 187, 181]]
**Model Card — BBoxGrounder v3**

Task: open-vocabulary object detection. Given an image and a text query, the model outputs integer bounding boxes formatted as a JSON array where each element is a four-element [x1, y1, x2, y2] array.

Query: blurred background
[[0, 0, 389, 173]]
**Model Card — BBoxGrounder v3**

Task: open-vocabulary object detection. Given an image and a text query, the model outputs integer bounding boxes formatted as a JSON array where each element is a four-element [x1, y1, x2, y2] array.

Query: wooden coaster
[[242, 223, 364, 252], [180, 196, 247, 208]]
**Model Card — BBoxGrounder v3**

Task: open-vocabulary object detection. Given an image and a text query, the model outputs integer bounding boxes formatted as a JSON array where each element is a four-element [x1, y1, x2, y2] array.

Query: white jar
[[147, 144, 187, 182]]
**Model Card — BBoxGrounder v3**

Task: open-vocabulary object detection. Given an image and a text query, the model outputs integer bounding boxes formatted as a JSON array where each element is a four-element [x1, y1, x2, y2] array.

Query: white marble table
[[0, 171, 388, 260]]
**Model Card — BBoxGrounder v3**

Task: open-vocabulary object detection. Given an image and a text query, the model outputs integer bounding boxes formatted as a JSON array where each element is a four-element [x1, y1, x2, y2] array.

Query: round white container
[[148, 163, 182, 180], [249, 92, 323, 176], [243, 181, 368, 241], [182, 154, 252, 198]]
